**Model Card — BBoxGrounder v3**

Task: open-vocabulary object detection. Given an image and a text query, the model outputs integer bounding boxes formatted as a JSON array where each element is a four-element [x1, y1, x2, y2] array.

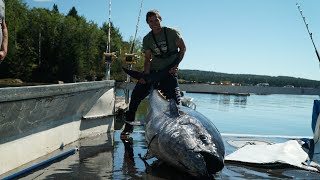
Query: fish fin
[[143, 150, 155, 160], [123, 67, 171, 83], [122, 67, 144, 80], [138, 153, 151, 168], [144, 134, 157, 160], [170, 99, 180, 117]]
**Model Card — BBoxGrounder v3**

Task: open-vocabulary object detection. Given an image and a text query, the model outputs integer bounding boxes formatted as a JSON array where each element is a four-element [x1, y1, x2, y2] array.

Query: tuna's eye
[[199, 135, 209, 145], [199, 135, 207, 140]]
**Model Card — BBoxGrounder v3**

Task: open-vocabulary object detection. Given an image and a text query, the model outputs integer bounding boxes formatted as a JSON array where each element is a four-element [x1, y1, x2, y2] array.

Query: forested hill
[[178, 69, 320, 88]]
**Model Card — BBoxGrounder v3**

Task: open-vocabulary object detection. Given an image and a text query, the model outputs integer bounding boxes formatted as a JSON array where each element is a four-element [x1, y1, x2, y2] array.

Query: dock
[[116, 82, 320, 95]]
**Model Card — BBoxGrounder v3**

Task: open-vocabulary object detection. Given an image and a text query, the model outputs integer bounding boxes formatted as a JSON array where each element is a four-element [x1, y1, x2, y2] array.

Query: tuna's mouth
[[199, 152, 224, 174]]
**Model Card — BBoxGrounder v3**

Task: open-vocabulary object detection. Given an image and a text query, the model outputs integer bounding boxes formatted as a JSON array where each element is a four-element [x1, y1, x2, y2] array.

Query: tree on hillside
[[67, 7, 79, 19], [52, 4, 59, 13]]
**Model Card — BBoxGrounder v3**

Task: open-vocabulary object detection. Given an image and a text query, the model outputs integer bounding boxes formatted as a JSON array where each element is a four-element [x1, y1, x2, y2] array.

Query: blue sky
[[27, 0, 320, 81]]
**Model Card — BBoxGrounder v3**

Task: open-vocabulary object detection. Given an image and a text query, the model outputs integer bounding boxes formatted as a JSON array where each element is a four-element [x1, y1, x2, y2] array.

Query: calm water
[[183, 93, 318, 137], [124, 90, 318, 137], [3, 92, 320, 179]]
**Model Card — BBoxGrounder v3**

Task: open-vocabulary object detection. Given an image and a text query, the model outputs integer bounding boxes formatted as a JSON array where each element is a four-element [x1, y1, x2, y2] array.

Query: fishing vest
[[143, 27, 181, 71]]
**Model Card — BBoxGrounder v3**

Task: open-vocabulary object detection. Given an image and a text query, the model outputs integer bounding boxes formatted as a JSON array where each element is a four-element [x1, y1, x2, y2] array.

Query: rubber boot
[[120, 111, 135, 139], [174, 86, 182, 105]]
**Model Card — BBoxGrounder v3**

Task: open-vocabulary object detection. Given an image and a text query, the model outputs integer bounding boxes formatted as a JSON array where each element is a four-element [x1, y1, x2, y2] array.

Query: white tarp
[[225, 140, 320, 172]]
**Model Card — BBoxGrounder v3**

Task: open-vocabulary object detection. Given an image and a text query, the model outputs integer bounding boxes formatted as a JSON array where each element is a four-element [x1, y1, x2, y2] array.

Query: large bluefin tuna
[[141, 89, 225, 178]]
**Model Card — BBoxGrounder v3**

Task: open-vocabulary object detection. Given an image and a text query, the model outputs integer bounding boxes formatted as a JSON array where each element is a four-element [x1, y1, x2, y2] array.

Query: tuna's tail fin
[[122, 67, 144, 80], [122, 67, 170, 83]]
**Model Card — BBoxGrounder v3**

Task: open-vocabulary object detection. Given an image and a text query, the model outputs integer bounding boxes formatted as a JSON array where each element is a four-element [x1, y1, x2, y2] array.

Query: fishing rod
[[298, 2, 320, 163], [106, 0, 111, 54], [104, 0, 117, 80], [130, 0, 143, 54], [124, 0, 143, 104], [125, 0, 144, 63], [296, 3, 320, 66]]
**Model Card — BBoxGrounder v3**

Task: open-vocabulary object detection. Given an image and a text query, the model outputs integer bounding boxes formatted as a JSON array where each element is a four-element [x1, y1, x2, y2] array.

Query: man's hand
[[138, 78, 147, 84], [0, 51, 6, 61], [169, 65, 178, 74]]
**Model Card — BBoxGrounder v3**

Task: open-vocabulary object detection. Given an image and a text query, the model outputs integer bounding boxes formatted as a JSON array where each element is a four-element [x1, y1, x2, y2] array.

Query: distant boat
[[283, 85, 294, 88], [256, 83, 269, 87]]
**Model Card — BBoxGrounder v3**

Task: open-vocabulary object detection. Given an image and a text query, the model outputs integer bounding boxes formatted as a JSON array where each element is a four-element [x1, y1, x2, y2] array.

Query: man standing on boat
[[121, 9, 186, 139], [0, 0, 7, 65]]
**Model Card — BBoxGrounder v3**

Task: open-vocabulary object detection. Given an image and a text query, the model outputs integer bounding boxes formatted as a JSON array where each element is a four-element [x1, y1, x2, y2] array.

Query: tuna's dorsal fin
[[170, 100, 180, 117]]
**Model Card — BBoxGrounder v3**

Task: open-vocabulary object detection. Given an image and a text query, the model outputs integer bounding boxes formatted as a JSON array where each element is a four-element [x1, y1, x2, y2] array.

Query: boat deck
[[1, 129, 318, 180]]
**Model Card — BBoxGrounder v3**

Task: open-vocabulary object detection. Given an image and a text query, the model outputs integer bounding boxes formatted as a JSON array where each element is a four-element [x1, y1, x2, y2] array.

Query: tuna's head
[[157, 107, 225, 178]]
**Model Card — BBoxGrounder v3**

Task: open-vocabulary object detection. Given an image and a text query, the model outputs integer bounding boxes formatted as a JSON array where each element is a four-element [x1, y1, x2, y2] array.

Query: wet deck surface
[[3, 128, 320, 180]]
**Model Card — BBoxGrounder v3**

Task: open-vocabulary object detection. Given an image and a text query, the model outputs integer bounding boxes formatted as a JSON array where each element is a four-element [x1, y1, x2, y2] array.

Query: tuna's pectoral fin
[[143, 150, 155, 160], [138, 153, 151, 168], [142, 134, 157, 160], [138, 150, 154, 170]]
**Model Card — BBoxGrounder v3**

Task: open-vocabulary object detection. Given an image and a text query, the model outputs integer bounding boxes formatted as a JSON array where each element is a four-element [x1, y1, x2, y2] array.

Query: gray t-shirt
[[143, 27, 181, 71], [0, 0, 5, 49]]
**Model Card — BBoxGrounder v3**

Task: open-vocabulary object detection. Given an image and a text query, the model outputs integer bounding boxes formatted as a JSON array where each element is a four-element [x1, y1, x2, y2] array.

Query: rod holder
[[104, 52, 117, 64], [125, 53, 140, 64]]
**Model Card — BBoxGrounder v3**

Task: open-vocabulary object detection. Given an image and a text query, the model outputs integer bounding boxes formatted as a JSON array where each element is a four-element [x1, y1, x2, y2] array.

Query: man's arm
[[169, 37, 186, 74], [143, 49, 152, 74], [177, 37, 186, 63], [138, 49, 152, 84], [0, 19, 8, 61]]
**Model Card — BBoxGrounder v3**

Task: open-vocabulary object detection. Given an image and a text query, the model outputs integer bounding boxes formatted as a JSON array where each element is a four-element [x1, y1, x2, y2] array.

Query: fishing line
[[130, 0, 144, 54], [296, 3, 320, 68]]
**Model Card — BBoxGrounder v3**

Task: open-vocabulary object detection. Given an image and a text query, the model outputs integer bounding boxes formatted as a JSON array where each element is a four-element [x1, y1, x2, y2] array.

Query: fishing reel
[[124, 53, 140, 64], [104, 52, 117, 64]]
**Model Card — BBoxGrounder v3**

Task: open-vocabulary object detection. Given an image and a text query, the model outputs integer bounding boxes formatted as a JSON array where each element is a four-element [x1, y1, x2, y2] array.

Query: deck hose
[[2, 148, 78, 180]]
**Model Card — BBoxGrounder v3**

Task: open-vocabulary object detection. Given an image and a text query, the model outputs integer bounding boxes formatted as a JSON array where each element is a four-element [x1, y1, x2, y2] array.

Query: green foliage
[[67, 7, 79, 19], [2, 0, 31, 79], [52, 4, 59, 14], [0, 0, 144, 83]]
